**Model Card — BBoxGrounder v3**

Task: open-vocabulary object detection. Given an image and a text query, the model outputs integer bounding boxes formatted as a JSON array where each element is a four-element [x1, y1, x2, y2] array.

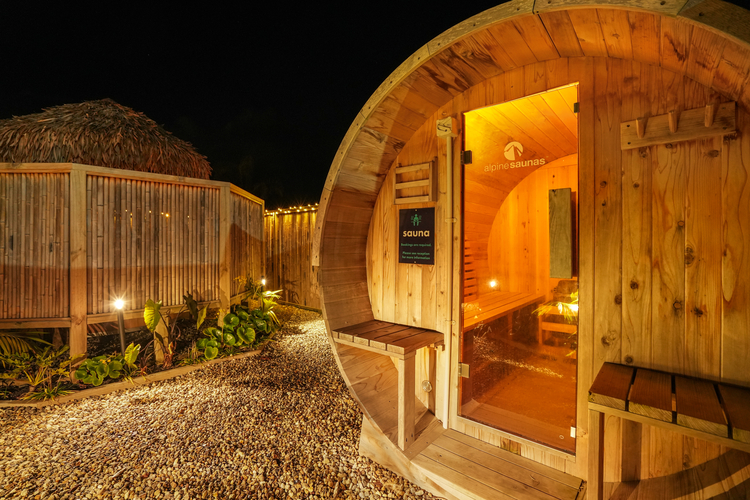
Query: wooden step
[[413, 430, 584, 500]]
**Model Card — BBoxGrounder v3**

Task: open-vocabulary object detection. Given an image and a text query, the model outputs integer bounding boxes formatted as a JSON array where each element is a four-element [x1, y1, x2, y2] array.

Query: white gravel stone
[[0, 307, 441, 499]]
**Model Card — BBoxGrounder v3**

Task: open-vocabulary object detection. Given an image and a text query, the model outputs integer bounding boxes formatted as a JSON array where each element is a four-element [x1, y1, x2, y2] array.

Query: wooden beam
[[218, 185, 231, 324], [398, 355, 416, 450], [587, 410, 604, 500], [69, 170, 87, 357]]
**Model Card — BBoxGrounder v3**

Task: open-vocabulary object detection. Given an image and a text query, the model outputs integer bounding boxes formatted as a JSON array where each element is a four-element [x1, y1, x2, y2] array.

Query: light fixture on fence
[[114, 298, 126, 355], [261, 277, 266, 287]]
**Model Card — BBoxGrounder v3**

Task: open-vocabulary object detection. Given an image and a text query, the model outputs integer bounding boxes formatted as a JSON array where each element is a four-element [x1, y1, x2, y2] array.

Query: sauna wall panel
[[0, 173, 69, 318]]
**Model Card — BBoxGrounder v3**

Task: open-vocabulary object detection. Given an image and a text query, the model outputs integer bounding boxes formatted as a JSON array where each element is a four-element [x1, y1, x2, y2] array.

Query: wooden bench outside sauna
[[331, 320, 444, 450], [587, 363, 750, 499]]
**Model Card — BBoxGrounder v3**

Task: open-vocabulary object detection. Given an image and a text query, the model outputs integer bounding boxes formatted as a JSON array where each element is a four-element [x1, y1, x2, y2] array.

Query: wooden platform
[[463, 291, 546, 332], [413, 429, 584, 500], [588, 363, 750, 499]]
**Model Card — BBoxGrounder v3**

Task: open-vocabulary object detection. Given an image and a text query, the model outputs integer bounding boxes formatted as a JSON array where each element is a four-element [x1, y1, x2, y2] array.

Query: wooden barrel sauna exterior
[[313, 1, 750, 498]]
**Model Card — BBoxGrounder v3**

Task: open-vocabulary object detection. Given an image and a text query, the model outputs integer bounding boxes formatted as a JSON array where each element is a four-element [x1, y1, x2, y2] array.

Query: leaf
[[224, 333, 237, 346], [144, 300, 163, 332], [109, 370, 121, 379], [196, 306, 207, 330], [92, 375, 104, 387], [110, 360, 123, 372], [224, 313, 239, 328], [204, 346, 218, 360], [183, 292, 199, 320], [236, 310, 249, 322], [196, 338, 208, 350]]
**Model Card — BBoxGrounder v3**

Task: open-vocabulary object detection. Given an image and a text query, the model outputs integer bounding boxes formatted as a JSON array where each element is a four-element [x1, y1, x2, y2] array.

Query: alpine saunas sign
[[399, 207, 435, 265]]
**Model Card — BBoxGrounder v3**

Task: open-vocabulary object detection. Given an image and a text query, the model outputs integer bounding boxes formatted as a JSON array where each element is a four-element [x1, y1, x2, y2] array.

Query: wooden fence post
[[69, 169, 87, 357], [218, 186, 231, 324]]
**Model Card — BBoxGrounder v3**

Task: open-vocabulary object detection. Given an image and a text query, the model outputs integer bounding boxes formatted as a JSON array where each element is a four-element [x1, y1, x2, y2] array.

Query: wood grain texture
[[629, 369, 673, 422], [588, 362, 635, 411], [675, 376, 727, 436], [718, 384, 750, 444]]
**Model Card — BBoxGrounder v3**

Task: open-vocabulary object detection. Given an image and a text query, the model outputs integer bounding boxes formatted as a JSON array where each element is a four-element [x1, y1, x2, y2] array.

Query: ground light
[[114, 298, 126, 354]]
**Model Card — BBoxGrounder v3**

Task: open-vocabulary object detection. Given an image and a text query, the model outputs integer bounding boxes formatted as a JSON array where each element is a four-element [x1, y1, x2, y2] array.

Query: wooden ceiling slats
[[486, 22, 539, 68], [526, 94, 579, 145], [524, 62, 550, 96], [448, 33, 514, 78], [679, 0, 750, 48], [536, 0, 686, 16], [629, 11, 662, 66], [687, 28, 729, 88], [511, 98, 578, 154], [660, 17, 693, 75], [567, 9, 609, 57], [598, 9, 635, 60], [480, 106, 564, 158], [539, 10, 586, 58], [512, 16, 561, 61], [417, 59, 474, 98], [363, 112, 419, 145], [711, 43, 750, 99], [429, 47, 494, 91], [382, 85, 442, 125], [400, 68, 460, 109]]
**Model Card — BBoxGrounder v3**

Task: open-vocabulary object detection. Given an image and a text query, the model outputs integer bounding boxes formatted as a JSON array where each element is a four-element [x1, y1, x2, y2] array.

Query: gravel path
[[0, 307, 441, 500]]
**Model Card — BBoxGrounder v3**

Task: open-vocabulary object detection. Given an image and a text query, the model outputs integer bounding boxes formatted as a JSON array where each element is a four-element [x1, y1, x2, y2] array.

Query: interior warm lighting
[[489, 280, 497, 288], [261, 278, 266, 286], [114, 298, 125, 310]]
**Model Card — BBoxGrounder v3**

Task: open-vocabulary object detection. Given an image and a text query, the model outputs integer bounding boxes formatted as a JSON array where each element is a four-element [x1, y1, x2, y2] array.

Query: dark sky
[[1, 2, 501, 209]]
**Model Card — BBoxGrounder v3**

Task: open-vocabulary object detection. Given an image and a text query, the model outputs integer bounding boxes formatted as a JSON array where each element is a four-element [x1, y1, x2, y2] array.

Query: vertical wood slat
[[69, 170, 87, 357]]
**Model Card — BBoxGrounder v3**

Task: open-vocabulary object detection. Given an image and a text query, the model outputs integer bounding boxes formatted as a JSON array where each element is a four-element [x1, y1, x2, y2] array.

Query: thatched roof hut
[[0, 99, 211, 179]]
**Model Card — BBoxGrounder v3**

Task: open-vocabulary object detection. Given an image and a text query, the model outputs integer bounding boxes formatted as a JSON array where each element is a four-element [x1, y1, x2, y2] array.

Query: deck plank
[[588, 362, 634, 411], [719, 384, 750, 444], [628, 369, 672, 422], [675, 376, 727, 437]]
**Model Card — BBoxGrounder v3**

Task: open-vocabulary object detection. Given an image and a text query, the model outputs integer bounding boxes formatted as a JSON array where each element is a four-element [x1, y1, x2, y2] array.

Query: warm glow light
[[489, 280, 497, 288], [114, 299, 125, 310], [570, 304, 579, 312], [261, 278, 266, 286]]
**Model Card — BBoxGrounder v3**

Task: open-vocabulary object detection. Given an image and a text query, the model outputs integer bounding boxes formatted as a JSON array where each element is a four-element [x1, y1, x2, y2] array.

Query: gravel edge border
[[0, 348, 263, 409]]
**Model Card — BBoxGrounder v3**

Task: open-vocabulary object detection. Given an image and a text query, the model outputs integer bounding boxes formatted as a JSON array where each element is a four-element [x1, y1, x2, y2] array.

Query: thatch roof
[[0, 99, 211, 179]]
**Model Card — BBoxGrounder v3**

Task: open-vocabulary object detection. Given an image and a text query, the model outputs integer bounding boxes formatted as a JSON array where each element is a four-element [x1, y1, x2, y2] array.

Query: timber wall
[[0, 163, 264, 356], [366, 57, 750, 490], [265, 207, 320, 309]]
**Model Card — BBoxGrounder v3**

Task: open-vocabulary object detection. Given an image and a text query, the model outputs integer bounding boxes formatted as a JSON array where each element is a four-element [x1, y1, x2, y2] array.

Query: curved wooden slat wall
[[315, 0, 750, 491]]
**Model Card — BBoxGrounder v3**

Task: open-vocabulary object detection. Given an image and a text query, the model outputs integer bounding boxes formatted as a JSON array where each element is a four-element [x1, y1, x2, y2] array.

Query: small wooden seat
[[331, 320, 443, 451], [587, 363, 750, 499]]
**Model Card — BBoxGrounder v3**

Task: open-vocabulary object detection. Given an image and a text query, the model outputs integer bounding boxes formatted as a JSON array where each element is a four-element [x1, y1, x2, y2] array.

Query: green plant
[[74, 343, 141, 386], [0, 345, 82, 400], [532, 290, 579, 323], [144, 299, 184, 368], [0, 331, 51, 355], [183, 292, 208, 330], [196, 289, 282, 360]]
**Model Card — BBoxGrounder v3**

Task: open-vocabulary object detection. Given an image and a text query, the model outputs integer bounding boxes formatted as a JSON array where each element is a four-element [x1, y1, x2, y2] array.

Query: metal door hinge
[[573, 102, 580, 113], [458, 363, 470, 379], [461, 150, 473, 165]]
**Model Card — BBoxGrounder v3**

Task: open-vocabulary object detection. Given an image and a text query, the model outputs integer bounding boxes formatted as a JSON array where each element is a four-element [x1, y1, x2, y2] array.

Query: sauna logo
[[410, 213, 422, 226], [484, 140, 546, 173], [504, 141, 523, 161]]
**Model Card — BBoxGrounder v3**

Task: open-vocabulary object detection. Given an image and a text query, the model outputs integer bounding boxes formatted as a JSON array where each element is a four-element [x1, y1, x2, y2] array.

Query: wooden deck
[[413, 430, 584, 500]]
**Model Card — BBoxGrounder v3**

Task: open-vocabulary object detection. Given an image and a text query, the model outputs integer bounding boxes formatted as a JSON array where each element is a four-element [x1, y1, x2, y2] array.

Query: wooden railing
[[0, 163, 264, 356]]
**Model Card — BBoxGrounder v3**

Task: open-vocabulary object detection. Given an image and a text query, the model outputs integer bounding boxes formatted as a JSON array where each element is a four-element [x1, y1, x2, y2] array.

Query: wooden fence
[[265, 206, 319, 309], [0, 163, 264, 356]]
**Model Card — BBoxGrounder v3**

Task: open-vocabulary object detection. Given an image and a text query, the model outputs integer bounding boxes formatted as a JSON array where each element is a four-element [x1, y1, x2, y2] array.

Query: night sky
[[2, 2, 501, 209]]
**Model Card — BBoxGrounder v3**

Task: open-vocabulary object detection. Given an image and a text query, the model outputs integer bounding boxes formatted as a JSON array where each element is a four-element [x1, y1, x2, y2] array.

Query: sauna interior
[[460, 84, 579, 454]]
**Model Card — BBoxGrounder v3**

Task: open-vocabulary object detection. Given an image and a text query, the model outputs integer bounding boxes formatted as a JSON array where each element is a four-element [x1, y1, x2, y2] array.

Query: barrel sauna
[[313, 1, 750, 498]]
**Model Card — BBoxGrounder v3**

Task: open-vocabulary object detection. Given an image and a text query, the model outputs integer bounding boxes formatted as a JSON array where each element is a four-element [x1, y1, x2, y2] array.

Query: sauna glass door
[[459, 85, 579, 454]]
